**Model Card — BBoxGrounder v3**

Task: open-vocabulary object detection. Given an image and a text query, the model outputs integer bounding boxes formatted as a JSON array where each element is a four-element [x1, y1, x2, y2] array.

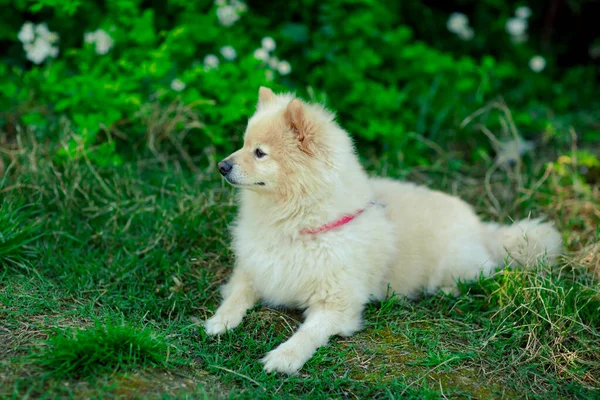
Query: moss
[[341, 328, 518, 398], [110, 370, 205, 398]]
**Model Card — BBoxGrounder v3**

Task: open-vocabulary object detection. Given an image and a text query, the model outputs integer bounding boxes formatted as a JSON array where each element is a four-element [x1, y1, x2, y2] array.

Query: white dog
[[204, 87, 562, 374]]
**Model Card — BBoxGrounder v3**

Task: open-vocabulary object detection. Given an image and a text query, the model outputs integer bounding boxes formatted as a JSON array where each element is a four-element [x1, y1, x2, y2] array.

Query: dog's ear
[[258, 86, 275, 106], [284, 99, 314, 152]]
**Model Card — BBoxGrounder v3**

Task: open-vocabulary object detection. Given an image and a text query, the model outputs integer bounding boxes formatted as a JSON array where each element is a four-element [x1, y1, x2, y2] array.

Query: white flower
[[24, 37, 52, 64], [529, 55, 546, 72], [268, 56, 279, 70], [18, 22, 35, 44], [20, 23, 60, 63], [45, 32, 59, 44], [170, 78, 186, 92], [217, 5, 239, 27], [32, 23, 59, 44], [457, 27, 474, 41], [261, 36, 276, 51], [232, 0, 248, 13], [253, 48, 269, 61], [447, 12, 468, 34], [214, 0, 246, 26], [48, 46, 59, 58], [94, 31, 114, 55], [277, 60, 291, 75], [85, 29, 114, 55], [35, 23, 50, 39], [204, 54, 220, 70], [506, 17, 527, 37], [447, 12, 474, 40], [220, 45, 237, 61], [515, 6, 532, 19], [84, 31, 97, 44]]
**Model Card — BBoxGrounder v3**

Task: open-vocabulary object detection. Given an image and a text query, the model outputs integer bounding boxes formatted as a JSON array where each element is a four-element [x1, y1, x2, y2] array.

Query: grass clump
[[451, 265, 600, 387], [0, 200, 43, 270], [36, 319, 171, 378]]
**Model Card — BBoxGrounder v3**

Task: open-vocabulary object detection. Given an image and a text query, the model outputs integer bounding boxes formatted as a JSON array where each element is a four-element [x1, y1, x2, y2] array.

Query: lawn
[[1, 125, 599, 399]]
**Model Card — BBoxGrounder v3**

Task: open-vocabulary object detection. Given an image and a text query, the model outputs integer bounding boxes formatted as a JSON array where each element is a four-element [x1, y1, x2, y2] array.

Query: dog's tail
[[483, 218, 562, 267]]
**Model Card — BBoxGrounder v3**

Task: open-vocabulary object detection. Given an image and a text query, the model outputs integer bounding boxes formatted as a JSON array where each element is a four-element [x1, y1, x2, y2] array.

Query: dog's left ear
[[258, 86, 275, 106], [284, 99, 315, 152]]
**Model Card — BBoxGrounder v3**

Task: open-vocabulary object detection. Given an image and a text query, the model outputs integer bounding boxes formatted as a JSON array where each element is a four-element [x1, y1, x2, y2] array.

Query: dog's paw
[[261, 344, 306, 375], [203, 313, 241, 336]]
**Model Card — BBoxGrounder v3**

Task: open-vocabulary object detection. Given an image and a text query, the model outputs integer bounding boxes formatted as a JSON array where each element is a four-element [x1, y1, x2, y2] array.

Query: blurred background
[[1, 0, 598, 171]]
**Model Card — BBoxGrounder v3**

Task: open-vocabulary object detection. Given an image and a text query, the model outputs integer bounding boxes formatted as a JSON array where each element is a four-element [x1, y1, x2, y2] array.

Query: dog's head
[[218, 87, 348, 199]]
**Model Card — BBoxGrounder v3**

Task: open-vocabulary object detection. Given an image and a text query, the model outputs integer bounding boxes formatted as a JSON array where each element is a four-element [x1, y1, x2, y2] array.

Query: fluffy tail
[[484, 218, 562, 267]]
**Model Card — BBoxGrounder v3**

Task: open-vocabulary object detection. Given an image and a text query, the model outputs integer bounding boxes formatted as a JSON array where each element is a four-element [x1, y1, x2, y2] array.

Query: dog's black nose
[[218, 160, 233, 176]]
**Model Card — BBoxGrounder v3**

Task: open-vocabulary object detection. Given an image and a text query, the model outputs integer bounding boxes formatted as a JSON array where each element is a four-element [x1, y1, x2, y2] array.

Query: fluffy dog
[[204, 87, 562, 374]]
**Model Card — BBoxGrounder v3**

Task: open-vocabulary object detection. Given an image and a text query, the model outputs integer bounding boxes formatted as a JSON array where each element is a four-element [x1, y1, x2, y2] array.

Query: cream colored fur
[[204, 87, 562, 374]]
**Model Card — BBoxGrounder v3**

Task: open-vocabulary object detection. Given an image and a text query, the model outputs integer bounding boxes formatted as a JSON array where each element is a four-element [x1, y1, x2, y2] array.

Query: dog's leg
[[261, 302, 363, 374], [204, 269, 258, 335]]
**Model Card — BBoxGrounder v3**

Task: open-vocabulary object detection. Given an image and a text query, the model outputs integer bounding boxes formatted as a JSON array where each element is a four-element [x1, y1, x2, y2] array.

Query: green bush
[[0, 0, 597, 166], [1, 0, 281, 165]]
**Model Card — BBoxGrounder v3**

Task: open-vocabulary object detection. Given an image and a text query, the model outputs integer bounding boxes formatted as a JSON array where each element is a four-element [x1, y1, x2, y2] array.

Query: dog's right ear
[[284, 98, 316, 154], [258, 86, 275, 106]]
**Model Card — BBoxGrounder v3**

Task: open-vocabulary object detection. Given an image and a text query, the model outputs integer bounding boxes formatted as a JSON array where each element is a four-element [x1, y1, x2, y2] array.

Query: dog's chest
[[234, 228, 343, 307]]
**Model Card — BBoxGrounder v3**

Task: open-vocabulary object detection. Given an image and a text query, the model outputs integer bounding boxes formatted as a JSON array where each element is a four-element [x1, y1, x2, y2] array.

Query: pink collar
[[300, 201, 385, 235]]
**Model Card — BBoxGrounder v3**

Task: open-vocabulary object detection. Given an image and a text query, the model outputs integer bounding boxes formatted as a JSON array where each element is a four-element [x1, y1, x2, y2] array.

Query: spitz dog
[[204, 87, 562, 374]]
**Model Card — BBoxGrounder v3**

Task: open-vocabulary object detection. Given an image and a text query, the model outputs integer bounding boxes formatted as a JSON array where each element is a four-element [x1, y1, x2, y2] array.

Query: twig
[[210, 365, 266, 391]]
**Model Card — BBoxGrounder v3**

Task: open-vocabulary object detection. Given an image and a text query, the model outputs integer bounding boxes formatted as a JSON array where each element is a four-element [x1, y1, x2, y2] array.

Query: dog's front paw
[[261, 344, 306, 374], [203, 312, 242, 336]]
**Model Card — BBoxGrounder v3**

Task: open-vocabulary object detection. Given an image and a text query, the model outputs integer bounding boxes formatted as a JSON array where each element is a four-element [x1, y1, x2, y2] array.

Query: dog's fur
[[204, 87, 562, 374]]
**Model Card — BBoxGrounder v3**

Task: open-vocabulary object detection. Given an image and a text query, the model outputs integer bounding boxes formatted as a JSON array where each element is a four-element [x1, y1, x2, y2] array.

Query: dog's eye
[[254, 148, 266, 158]]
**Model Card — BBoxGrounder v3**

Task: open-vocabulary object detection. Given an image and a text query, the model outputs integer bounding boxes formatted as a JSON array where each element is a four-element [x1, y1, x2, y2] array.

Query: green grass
[[36, 319, 171, 378], [0, 200, 43, 270], [0, 131, 599, 399]]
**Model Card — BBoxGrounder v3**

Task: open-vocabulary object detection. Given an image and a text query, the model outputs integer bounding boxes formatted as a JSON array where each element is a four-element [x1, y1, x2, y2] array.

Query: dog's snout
[[218, 160, 233, 176]]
